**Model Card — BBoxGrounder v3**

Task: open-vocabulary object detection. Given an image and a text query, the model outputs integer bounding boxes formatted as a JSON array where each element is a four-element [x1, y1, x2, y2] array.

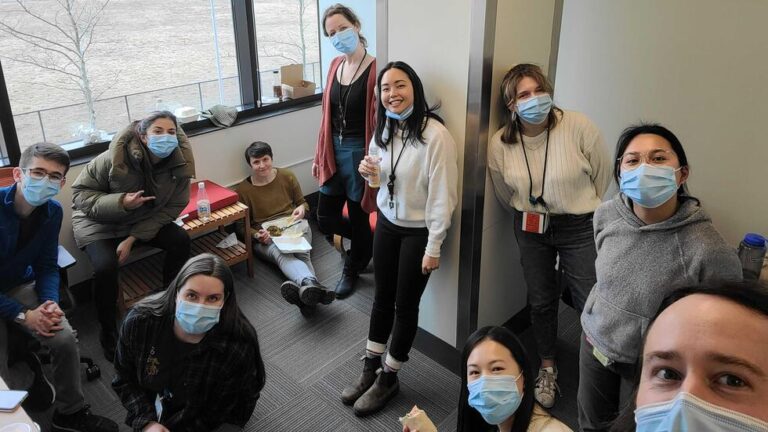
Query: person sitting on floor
[[0, 143, 118, 432], [236, 141, 336, 317], [112, 253, 265, 432]]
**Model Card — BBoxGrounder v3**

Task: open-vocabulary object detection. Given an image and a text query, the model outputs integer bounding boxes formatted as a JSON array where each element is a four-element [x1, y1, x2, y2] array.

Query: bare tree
[[0, 0, 111, 135], [258, 0, 314, 75]]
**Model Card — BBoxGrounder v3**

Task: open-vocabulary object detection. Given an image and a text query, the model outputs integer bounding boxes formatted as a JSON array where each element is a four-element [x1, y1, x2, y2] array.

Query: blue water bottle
[[737, 233, 766, 280]]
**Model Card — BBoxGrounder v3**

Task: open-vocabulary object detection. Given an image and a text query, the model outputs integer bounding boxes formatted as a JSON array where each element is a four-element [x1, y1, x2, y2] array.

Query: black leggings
[[368, 214, 430, 362], [316, 192, 373, 273], [84, 223, 190, 331]]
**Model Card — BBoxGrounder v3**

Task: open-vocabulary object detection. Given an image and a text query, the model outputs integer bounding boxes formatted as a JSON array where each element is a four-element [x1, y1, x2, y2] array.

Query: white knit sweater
[[487, 110, 611, 215], [374, 118, 458, 257]]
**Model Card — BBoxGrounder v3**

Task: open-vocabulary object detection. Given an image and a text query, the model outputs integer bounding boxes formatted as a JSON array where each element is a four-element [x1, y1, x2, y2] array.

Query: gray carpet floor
[[18, 221, 582, 431]]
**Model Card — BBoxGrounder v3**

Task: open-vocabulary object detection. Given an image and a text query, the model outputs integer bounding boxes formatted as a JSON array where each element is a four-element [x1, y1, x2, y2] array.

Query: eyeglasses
[[24, 168, 65, 182], [617, 149, 677, 170]]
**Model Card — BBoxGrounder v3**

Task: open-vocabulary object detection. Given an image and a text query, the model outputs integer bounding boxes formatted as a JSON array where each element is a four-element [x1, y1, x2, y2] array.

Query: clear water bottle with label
[[737, 233, 766, 280], [197, 182, 211, 223], [367, 144, 382, 188]]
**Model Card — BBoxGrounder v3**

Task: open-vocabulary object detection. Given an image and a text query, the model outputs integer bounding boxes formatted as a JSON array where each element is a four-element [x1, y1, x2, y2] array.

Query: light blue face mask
[[467, 373, 524, 425], [635, 392, 768, 432], [175, 300, 221, 335], [385, 104, 414, 121], [516, 94, 552, 125], [620, 164, 681, 208], [21, 172, 61, 207], [147, 134, 179, 158], [330, 28, 359, 54]]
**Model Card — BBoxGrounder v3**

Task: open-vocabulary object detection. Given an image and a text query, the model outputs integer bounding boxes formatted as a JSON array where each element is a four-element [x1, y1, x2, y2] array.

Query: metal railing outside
[[11, 62, 321, 151]]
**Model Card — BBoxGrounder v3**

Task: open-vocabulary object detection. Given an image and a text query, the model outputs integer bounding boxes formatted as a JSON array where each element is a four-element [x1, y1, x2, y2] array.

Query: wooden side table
[[119, 202, 253, 308]]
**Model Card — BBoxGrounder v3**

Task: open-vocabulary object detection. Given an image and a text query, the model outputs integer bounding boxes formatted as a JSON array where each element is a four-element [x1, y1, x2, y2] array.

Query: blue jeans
[[252, 229, 315, 285], [513, 210, 597, 360]]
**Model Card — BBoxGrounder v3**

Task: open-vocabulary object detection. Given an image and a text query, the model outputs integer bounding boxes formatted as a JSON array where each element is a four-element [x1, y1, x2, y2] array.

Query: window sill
[[67, 94, 322, 167]]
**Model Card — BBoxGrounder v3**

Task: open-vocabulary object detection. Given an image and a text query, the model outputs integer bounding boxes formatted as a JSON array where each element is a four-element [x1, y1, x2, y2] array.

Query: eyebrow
[[645, 350, 681, 362], [467, 359, 506, 368], [707, 353, 766, 377]]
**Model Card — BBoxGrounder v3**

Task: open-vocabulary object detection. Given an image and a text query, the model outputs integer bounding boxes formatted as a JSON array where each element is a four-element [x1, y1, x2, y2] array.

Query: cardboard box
[[281, 64, 317, 99]]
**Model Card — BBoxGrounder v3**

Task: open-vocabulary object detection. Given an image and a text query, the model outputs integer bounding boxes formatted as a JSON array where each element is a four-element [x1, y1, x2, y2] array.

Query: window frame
[[0, 0, 324, 167]]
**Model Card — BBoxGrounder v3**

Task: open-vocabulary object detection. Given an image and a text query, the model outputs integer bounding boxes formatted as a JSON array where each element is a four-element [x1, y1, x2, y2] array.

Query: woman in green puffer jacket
[[71, 111, 195, 360]]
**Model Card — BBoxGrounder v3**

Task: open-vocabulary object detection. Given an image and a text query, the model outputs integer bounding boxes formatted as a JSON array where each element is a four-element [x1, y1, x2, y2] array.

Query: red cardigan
[[314, 56, 378, 213]]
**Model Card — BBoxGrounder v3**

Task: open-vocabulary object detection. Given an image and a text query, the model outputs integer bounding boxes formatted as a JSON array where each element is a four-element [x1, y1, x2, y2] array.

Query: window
[[0, 0, 327, 166]]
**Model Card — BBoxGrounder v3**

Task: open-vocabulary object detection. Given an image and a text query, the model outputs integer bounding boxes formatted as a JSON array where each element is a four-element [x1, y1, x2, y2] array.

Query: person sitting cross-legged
[[0, 142, 117, 432], [236, 141, 335, 316]]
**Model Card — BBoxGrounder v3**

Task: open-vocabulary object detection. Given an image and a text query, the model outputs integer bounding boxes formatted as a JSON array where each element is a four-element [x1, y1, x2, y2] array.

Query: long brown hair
[[321, 3, 367, 47], [499, 63, 562, 144]]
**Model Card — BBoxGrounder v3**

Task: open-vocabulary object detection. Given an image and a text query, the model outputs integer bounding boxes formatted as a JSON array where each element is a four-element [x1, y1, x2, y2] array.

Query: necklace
[[337, 49, 367, 142]]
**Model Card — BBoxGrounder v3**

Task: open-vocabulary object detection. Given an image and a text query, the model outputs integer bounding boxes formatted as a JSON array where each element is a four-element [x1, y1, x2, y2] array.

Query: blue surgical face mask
[[385, 104, 414, 121], [21, 172, 61, 207], [175, 300, 221, 335], [330, 28, 359, 54], [516, 94, 552, 125], [620, 164, 681, 208], [467, 373, 524, 425], [635, 392, 768, 432], [147, 134, 178, 158]]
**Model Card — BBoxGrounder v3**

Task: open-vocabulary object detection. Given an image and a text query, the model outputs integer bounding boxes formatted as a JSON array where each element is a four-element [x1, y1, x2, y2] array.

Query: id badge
[[387, 198, 398, 218], [521, 211, 549, 234], [592, 346, 613, 367]]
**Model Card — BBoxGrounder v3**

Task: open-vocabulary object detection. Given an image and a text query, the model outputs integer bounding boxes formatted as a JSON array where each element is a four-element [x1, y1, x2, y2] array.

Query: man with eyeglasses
[[0, 143, 117, 432]]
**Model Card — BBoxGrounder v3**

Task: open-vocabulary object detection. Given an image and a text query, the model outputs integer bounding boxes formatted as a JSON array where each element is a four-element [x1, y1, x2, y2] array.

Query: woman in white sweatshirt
[[343, 61, 458, 417]]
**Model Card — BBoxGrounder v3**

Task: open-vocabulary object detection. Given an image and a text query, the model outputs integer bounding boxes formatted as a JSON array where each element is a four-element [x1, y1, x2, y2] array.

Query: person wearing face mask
[[578, 124, 742, 431], [609, 281, 768, 432], [487, 63, 611, 409], [112, 253, 265, 432], [313, 4, 377, 299], [403, 326, 571, 432], [71, 111, 195, 361], [0, 143, 119, 432]]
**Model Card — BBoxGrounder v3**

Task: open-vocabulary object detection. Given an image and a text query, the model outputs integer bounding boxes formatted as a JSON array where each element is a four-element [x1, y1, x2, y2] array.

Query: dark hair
[[374, 61, 444, 149], [19, 142, 71, 175], [613, 123, 690, 196], [133, 110, 178, 139], [458, 326, 536, 432], [499, 63, 562, 144], [133, 254, 266, 391], [321, 3, 367, 47], [244, 141, 273, 164], [610, 280, 768, 431]]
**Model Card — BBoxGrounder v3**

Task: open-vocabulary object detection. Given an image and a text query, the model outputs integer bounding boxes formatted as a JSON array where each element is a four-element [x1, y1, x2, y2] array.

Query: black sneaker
[[300, 277, 335, 305], [21, 351, 55, 412], [280, 280, 302, 306], [52, 405, 118, 432]]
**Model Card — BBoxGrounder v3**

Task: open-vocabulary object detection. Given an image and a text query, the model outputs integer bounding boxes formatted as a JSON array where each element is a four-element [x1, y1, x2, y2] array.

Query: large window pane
[[253, 0, 321, 106], [0, 0, 238, 151]]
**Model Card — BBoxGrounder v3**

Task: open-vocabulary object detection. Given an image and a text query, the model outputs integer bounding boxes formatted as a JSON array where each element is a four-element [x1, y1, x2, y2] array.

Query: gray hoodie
[[581, 194, 742, 364]]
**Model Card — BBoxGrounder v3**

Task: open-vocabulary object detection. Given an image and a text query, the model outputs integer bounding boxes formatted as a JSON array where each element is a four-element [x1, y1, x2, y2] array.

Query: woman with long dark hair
[[72, 111, 194, 360], [578, 124, 742, 431], [487, 64, 611, 409], [112, 254, 265, 432], [313, 3, 377, 299], [343, 61, 458, 416]]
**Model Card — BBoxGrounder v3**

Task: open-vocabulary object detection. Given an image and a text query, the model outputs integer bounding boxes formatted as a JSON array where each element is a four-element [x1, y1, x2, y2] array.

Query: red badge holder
[[521, 210, 549, 234]]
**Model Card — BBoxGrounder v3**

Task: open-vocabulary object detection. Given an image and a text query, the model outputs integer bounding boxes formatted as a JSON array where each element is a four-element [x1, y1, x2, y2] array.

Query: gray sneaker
[[534, 366, 560, 408]]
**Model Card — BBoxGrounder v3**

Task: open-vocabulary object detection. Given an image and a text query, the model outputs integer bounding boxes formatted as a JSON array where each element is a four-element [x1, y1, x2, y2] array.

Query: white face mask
[[635, 392, 768, 432]]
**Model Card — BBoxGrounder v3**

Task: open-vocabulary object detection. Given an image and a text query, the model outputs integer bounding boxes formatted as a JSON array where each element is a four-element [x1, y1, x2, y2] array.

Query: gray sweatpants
[[0, 282, 85, 414], [253, 230, 316, 285]]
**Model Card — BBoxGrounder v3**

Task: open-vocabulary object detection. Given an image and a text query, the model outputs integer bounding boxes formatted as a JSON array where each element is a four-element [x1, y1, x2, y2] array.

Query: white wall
[[477, 0, 556, 328], [318, 0, 377, 88], [387, 0, 471, 347], [60, 106, 322, 285], [555, 0, 768, 244]]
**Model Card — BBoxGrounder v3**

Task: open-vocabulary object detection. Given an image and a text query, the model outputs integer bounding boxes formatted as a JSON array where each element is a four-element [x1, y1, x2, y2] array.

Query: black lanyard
[[518, 126, 550, 208], [337, 50, 367, 141], [386, 130, 408, 200]]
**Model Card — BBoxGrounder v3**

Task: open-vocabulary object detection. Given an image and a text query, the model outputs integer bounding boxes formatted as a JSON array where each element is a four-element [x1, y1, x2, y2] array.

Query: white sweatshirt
[[373, 118, 458, 257], [487, 110, 611, 215]]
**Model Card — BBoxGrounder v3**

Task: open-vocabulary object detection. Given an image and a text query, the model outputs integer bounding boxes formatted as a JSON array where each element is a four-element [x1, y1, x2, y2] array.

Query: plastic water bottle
[[737, 233, 766, 280], [367, 145, 382, 188], [197, 182, 211, 223]]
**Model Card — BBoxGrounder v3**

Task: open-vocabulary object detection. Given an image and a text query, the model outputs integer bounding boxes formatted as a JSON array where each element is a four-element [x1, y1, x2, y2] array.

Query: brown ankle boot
[[341, 356, 381, 405], [353, 369, 400, 417]]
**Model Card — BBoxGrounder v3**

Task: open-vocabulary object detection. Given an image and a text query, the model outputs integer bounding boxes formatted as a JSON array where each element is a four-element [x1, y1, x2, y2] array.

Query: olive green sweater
[[235, 168, 309, 237]]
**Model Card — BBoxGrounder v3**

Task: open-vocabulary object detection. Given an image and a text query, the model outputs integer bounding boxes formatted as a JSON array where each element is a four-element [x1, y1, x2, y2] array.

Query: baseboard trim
[[412, 327, 461, 375]]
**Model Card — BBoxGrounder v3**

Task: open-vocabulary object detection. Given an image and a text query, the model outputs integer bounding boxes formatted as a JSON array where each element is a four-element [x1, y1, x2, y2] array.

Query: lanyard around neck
[[386, 130, 408, 200], [337, 50, 367, 140], [518, 125, 550, 208]]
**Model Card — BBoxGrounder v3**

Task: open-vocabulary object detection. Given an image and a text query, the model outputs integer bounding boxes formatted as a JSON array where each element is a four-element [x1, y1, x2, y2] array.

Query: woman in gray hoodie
[[577, 124, 742, 431]]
